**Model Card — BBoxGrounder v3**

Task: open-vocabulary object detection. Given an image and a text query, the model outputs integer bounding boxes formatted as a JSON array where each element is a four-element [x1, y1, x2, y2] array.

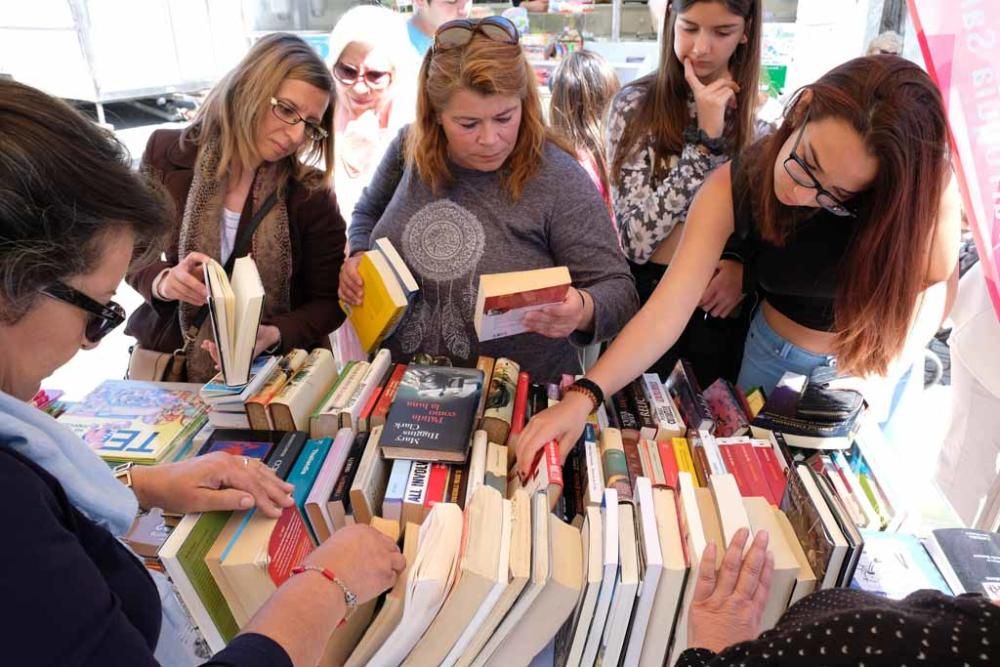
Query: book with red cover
[[423, 463, 452, 511], [689, 443, 711, 488], [358, 380, 384, 432], [507, 371, 531, 451], [656, 440, 681, 490], [716, 439, 774, 503], [370, 364, 406, 428], [702, 379, 751, 437], [751, 439, 788, 505], [523, 440, 564, 511]]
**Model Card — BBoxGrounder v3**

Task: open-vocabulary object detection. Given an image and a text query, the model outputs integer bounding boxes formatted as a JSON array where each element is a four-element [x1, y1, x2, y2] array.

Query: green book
[[177, 511, 239, 642]]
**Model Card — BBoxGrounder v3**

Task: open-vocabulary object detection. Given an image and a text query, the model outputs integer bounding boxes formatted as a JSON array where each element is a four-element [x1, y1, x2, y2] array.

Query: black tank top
[[730, 152, 861, 332]]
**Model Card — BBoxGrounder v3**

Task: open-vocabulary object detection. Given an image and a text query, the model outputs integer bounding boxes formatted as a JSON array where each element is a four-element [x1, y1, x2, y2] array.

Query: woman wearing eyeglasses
[[0, 79, 405, 667], [340, 17, 638, 382], [126, 33, 348, 383], [516, 55, 961, 477], [328, 5, 417, 222]]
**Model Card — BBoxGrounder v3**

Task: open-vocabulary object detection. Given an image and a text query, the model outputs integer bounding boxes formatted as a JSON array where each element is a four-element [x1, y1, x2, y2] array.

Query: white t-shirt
[[220, 207, 241, 265]]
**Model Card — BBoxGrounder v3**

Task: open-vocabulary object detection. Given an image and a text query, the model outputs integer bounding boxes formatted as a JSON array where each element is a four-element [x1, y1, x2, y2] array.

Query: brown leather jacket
[[125, 129, 346, 357]]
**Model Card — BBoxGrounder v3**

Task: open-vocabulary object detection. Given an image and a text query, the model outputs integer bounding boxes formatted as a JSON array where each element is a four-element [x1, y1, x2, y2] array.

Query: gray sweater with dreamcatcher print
[[350, 129, 639, 383]]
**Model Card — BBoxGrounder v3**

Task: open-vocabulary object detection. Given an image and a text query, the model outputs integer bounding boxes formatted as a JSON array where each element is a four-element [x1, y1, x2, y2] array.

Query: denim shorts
[[736, 308, 836, 395]]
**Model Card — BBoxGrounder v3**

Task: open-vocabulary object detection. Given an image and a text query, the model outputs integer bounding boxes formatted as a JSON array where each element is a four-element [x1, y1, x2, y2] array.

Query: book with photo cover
[[380, 365, 484, 463]]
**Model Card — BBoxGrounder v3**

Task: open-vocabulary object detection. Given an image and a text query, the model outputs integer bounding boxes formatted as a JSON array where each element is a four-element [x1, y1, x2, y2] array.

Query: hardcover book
[[474, 266, 571, 341], [57, 380, 207, 464], [380, 365, 484, 463]]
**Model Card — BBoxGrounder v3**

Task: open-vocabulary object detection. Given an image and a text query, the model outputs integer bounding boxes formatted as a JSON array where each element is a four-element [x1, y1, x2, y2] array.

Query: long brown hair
[[748, 55, 949, 377], [550, 50, 621, 195], [611, 0, 761, 186], [185, 33, 335, 190], [406, 34, 566, 201]]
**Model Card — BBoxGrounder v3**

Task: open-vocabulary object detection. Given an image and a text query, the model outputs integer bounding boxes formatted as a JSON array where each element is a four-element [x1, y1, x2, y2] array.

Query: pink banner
[[908, 0, 1000, 319]]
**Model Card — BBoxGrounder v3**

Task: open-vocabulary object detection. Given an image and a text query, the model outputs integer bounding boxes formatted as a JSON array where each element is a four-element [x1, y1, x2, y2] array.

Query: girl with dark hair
[[517, 55, 961, 477], [607, 0, 764, 386], [549, 50, 621, 216]]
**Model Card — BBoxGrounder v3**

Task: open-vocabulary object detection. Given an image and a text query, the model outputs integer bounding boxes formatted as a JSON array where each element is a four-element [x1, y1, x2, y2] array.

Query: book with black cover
[[750, 372, 859, 449], [379, 365, 484, 463], [198, 429, 307, 479], [925, 529, 1000, 600], [665, 359, 715, 433]]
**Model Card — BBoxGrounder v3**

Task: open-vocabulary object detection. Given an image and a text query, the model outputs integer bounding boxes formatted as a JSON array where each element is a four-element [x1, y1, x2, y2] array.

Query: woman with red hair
[[518, 54, 961, 474]]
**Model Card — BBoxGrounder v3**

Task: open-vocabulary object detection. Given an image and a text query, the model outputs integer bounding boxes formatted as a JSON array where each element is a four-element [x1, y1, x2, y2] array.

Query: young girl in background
[[607, 0, 762, 386], [549, 50, 620, 218]]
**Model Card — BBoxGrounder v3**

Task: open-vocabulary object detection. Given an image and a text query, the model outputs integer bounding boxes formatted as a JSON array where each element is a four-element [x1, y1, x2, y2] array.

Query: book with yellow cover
[[341, 241, 416, 353]]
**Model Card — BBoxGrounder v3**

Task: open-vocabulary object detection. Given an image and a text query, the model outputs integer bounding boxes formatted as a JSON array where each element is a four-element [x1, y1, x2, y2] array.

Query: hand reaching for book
[[688, 527, 774, 654], [158, 251, 212, 305], [304, 524, 407, 606], [514, 389, 592, 480], [699, 259, 744, 318], [338, 254, 365, 306], [129, 451, 296, 518]]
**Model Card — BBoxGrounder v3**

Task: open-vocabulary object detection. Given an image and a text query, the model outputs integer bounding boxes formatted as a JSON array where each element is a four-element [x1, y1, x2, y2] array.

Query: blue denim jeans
[[737, 308, 837, 395]]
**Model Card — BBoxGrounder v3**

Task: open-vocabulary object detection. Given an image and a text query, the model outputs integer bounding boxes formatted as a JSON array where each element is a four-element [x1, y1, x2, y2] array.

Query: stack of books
[[57, 380, 207, 465], [145, 348, 972, 665]]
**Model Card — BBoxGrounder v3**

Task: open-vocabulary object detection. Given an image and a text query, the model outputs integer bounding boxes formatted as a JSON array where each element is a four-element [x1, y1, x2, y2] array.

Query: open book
[[204, 256, 265, 387]]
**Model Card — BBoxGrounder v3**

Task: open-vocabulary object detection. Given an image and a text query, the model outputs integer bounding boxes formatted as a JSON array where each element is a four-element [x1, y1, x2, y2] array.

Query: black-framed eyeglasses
[[40, 281, 125, 344], [433, 16, 520, 53], [269, 97, 329, 142], [783, 110, 857, 218], [332, 62, 393, 91]]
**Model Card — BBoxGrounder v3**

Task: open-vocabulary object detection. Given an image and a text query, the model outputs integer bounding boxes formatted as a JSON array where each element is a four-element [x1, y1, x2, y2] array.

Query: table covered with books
[[46, 347, 998, 666]]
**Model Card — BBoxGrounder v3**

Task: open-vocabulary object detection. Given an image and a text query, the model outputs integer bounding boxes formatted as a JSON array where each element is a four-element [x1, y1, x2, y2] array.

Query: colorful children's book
[[57, 380, 207, 464]]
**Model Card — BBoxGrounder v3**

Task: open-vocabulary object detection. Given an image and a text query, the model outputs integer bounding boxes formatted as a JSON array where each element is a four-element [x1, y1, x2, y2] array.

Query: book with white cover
[[473, 494, 550, 667], [624, 478, 664, 665], [303, 427, 355, 543], [709, 473, 752, 556], [405, 487, 505, 666], [666, 472, 709, 664], [580, 487, 619, 667], [339, 349, 391, 429], [639, 487, 689, 667], [599, 502, 639, 666], [366, 503, 464, 666], [441, 497, 513, 667], [203, 255, 265, 387], [456, 488, 532, 667], [565, 505, 604, 666], [465, 430, 488, 507]]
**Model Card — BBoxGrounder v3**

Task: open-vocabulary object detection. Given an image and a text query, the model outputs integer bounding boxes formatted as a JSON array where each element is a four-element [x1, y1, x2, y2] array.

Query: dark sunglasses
[[433, 16, 520, 52], [782, 109, 857, 218], [332, 62, 392, 90], [40, 281, 125, 344]]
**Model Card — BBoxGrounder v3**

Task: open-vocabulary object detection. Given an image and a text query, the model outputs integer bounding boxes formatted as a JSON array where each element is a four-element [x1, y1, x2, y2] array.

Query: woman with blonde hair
[[127, 33, 347, 383], [339, 17, 637, 381], [328, 4, 418, 220]]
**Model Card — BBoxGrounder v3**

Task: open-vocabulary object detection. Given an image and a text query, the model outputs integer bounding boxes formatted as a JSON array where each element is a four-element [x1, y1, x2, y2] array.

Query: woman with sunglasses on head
[[608, 0, 763, 388], [0, 79, 405, 667], [127, 33, 348, 383], [340, 17, 638, 382], [516, 55, 961, 477], [328, 5, 418, 222]]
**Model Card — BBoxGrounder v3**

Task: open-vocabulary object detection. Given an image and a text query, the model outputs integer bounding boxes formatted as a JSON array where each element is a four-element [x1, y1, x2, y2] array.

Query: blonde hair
[[327, 5, 417, 132], [406, 34, 561, 201], [185, 33, 334, 189]]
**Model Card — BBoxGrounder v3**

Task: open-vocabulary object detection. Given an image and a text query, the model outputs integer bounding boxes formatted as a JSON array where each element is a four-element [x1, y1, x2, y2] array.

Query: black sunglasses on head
[[40, 281, 125, 344], [433, 16, 520, 53]]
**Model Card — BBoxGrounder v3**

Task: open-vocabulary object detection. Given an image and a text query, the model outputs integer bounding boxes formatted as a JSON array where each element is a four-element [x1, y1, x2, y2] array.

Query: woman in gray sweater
[[340, 17, 637, 382]]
